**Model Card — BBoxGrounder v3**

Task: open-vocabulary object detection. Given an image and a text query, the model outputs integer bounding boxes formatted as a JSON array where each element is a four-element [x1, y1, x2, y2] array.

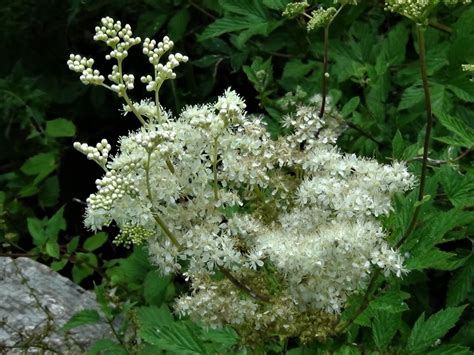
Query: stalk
[[337, 23, 434, 332], [395, 24, 433, 248]]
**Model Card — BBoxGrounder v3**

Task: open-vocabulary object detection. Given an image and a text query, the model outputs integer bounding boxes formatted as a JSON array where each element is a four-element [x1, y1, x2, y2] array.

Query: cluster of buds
[[307, 7, 337, 31], [114, 224, 155, 247], [94, 16, 141, 60], [87, 170, 138, 211], [68, 17, 188, 123], [67, 55, 105, 86], [141, 36, 189, 92], [282, 1, 309, 18], [385, 0, 471, 23], [73, 139, 111, 169], [462, 64, 474, 81]]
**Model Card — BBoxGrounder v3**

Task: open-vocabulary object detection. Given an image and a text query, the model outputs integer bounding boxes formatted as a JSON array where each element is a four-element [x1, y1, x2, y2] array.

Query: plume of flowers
[[68, 17, 415, 344]]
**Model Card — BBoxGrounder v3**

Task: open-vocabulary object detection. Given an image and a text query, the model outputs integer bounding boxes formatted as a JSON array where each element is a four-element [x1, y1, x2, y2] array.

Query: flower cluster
[[385, 0, 471, 22], [70, 17, 416, 344], [462, 63, 474, 81]]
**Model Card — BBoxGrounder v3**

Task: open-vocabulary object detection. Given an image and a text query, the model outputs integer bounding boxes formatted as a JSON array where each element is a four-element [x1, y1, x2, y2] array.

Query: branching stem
[[337, 24, 434, 333]]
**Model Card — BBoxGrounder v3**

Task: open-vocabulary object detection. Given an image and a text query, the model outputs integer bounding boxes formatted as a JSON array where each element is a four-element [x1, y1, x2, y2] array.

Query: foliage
[[1, 0, 473, 353]]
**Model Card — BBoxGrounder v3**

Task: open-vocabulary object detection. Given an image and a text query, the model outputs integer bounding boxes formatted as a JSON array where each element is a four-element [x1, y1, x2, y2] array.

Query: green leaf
[[38, 175, 60, 207], [370, 289, 410, 313], [447, 256, 474, 307], [46, 206, 66, 241], [45, 118, 76, 137], [51, 258, 68, 271], [72, 253, 98, 283], [143, 271, 172, 306], [262, 0, 289, 10], [201, 327, 239, 349], [83, 232, 108, 252], [407, 248, 465, 271], [380, 22, 409, 66], [20, 153, 56, 183], [426, 344, 472, 355], [45, 240, 60, 258], [27, 218, 47, 246], [67, 236, 80, 254], [62, 309, 101, 331], [168, 8, 190, 42], [341, 97, 360, 118], [87, 339, 127, 355], [372, 310, 400, 348], [438, 165, 474, 208], [435, 112, 474, 148], [219, 0, 267, 18], [407, 306, 466, 354], [136, 305, 174, 330], [398, 82, 423, 110], [392, 130, 405, 160], [139, 321, 206, 354], [279, 59, 316, 90], [199, 17, 257, 40]]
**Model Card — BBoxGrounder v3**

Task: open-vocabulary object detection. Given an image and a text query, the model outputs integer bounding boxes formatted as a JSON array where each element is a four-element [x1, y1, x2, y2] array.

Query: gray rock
[[0, 257, 113, 354]]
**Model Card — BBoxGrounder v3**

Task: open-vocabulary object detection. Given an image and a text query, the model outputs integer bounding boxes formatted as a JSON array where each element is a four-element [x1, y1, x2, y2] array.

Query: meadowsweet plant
[[68, 17, 416, 344]]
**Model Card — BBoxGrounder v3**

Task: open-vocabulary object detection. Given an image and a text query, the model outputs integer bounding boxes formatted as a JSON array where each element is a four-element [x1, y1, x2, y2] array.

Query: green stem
[[337, 24, 434, 333], [395, 24, 433, 249], [212, 137, 219, 201], [319, 25, 330, 118], [144, 148, 268, 303], [318, 4, 345, 118], [117, 60, 146, 126], [145, 152, 181, 248]]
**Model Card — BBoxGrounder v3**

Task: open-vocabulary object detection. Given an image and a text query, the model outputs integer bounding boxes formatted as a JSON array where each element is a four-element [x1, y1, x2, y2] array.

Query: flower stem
[[318, 4, 344, 118], [319, 25, 330, 118], [144, 151, 268, 302], [212, 137, 219, 201], [337, 24, 434, 333], [395, 24, 433, 249]]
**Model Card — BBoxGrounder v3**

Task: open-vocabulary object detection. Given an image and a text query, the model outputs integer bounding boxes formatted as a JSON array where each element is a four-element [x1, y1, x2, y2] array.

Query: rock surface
[[0, 257, 111, 354]]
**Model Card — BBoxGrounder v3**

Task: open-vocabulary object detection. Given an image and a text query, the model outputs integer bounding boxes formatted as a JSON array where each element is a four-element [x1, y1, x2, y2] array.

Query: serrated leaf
[[407, 248, 464, 271], [219, 0, 267, 18], [199, 17, 258, 41], [447, 256, 474, 306], [62, 309, 101, 331], [201, 327, 239, 348], [370, 289, 410, 314], [380, 23, 409, 66], [398, 82, 423, 110], [426, 344, 472, 355], [341, 97, 360, 118], [438, 165, 474, 208], [136, 305, 174, 331], [262, 0, 289, 10], [20, 153, 56, 183], [83, 232, 108, 251], [407, 306, 466, 353], [87, 339, 127, 355], [139, 321, 206, 354], [46, 206, 66, 241], [372, 310, 400, 348], [27, 218, 47, 246], [435, 112, 474, 148], [143, 271, 172, 306], [45, 118, 76, 137]]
